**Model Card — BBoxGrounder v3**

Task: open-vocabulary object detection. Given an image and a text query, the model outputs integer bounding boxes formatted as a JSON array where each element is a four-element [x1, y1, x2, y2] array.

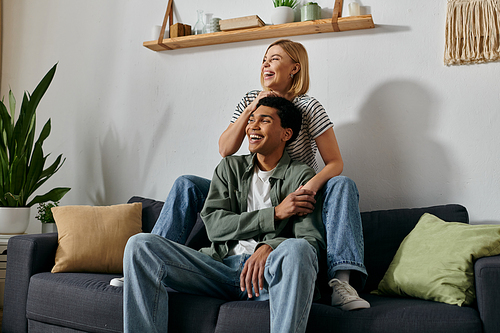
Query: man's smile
[[249, 134, 264, 143]]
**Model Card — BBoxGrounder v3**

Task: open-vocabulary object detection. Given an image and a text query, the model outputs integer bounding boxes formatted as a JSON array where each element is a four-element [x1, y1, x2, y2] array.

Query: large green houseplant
[[0, 63, 70, 233]]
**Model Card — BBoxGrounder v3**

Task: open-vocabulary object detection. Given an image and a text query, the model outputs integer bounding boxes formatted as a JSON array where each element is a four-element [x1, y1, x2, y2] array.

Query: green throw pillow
[[373, 213, 500, 306]]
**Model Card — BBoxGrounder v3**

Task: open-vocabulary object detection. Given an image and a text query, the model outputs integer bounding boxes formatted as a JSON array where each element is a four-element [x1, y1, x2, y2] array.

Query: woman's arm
[[219, 111, 252, 157], [301, 127, 344, 193], [219, 90, 277, 157]]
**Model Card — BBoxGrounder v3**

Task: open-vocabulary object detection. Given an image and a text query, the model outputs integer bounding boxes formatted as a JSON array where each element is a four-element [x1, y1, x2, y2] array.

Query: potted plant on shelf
[[35, 201, 59, 233], [0, 63, 70, 234], [271, 0, 298, 25]]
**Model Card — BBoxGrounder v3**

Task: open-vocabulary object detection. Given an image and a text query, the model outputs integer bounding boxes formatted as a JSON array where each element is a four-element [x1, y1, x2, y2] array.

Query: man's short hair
[[256, 96, 302, 146]]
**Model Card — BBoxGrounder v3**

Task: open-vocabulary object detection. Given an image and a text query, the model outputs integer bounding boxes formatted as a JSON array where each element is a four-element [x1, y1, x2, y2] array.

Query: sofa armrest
[[2, 233, 59, 333], [475, 254, 500, 333]]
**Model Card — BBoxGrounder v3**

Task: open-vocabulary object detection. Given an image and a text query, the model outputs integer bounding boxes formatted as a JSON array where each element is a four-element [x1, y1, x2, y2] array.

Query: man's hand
[[274, 186, 316, 220], [240, 244, 273, 298]]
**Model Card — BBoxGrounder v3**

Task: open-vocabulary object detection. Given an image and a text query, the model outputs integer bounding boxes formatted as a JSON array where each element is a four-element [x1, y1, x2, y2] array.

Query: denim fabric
[[151, 175, 211, 243], [152, 174, 367, 286], [123, 234, 318, 333], [321, 176, 367, 283]]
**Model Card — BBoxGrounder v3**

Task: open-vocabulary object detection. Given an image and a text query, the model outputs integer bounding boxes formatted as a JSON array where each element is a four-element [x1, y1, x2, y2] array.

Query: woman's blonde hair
[[260, 39, 310, 97]]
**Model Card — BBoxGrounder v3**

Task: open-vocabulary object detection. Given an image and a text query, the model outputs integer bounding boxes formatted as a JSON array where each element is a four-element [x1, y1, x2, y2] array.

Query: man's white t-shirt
[[228, 165, 274, 256]]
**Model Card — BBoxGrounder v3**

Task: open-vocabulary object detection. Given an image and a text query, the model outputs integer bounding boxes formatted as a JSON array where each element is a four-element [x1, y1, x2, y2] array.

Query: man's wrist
[[274, 207, 282, 221]]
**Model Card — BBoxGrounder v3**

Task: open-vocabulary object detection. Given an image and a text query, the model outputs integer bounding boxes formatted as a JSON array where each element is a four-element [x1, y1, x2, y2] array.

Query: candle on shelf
[[348, 2, 360, 16]]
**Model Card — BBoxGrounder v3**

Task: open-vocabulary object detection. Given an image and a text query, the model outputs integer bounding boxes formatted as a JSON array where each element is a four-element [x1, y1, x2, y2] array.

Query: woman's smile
[[261, 45, 298, 94]]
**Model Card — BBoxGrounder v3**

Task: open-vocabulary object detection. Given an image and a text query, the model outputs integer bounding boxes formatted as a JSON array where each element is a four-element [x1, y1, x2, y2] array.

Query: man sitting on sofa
[[123, 96, 325, 333]]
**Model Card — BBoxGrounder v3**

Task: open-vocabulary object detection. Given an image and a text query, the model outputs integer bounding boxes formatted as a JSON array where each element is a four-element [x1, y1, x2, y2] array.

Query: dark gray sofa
[[3, 196, 500, 333]]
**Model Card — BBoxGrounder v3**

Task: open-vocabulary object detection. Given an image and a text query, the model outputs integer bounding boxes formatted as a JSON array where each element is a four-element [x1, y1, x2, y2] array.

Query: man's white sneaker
[[110, 277, 124, 287], [329, 278, 370, 311]]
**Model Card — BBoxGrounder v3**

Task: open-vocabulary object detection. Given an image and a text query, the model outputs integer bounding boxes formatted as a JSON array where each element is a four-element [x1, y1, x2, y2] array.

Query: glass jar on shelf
[[193, 9, 205, 35]]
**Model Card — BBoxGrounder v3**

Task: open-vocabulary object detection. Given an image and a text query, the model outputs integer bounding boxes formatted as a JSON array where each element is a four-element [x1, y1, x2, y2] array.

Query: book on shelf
[[219, 15, 265, 31]]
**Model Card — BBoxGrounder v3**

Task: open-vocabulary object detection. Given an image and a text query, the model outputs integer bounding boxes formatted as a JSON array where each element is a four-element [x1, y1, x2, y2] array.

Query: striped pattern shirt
[[231, 90, 333, 171]]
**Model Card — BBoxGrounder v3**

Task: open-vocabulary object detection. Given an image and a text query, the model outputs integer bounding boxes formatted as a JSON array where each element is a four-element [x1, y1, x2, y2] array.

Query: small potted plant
[[271, 0, 298, 24], [35, 201, 59, 233]]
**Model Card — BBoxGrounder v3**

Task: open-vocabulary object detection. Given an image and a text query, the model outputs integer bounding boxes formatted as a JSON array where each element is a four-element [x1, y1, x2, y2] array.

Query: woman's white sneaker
[[329, 278, 370, 310]]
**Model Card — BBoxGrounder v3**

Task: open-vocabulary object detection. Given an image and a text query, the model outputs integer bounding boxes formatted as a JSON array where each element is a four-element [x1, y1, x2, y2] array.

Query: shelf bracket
[[331, 0, 343, 32], [157, 0, 174, 50]]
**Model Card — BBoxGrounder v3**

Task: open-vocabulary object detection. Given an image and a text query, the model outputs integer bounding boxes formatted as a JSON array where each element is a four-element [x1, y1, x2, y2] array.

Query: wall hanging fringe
[[445, 0, 500, 65]]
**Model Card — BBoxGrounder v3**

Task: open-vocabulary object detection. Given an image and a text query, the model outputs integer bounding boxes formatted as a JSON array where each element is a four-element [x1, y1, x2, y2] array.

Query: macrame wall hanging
[[444, 0, 500, 65]]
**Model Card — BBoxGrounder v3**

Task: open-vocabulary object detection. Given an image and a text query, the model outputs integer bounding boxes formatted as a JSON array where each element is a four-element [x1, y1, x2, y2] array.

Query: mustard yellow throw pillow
[[373, 213, 500, 306], [52, 203, 142, 274]]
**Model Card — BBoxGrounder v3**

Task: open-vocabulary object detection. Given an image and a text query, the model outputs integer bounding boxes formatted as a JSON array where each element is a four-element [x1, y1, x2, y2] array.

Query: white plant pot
[[0, 207, 30, 234], [271, 6, 295, 25]]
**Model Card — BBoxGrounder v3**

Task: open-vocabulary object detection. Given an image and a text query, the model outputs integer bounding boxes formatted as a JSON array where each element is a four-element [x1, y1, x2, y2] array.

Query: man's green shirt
[[200, 151, 326, 262]]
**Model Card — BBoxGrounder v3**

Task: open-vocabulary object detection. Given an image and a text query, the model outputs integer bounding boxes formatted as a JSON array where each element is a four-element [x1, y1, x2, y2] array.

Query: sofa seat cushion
[[215, 300, 271, 333], [27, 272, 125, 332], [27, 272, 228, 333], [214, 294, 482, 333], [309, 294, 482, 333]]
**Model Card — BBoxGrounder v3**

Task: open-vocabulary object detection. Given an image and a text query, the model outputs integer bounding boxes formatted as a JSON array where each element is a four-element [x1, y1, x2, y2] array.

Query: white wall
[[2, 0, 500, 233]]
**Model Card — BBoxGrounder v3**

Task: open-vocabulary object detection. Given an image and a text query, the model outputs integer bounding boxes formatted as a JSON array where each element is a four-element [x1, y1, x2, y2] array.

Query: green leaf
[[4, 191, 23, 207], [39, 154, 65, 180], [273, 0, 298, 8], [25, 142, 45, 198], [0, 101, 12, 148], [8, 90, 16, 120], [10, 154, 27, 196], [28, 155, 65, 197], [27, 187, 70, 207], [35, 119, 51, 147], [28, 63, 57, 114], [11, 93, 35, 162]]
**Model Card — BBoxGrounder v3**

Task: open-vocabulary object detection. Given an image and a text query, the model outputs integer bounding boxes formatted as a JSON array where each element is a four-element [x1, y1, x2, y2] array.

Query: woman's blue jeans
[[124, 235, 318, 333], [152, 174, 367, 284]]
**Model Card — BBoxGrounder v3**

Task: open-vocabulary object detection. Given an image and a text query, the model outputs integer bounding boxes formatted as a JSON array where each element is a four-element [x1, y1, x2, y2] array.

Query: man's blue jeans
[[152, 175, 367, 284], [123, 235, 318, 333]]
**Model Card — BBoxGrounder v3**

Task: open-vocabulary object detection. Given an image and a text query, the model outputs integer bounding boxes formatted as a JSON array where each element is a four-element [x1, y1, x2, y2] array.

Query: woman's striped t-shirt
[[231, 90, 333, 172]]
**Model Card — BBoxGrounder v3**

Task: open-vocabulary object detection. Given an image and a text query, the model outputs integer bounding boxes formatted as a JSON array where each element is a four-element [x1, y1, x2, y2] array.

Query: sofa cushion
[[127, 196, 211, 250], [216, 301, 271, 333], [127, 196, 164, 233], [374, 213, 500, 306], [361, 204, 468, 292], [26, 272, 227, 333], [51, 203, 143, 273], [27, 272, 125, 332], [214, 294, 481, 333], [307, 294, 482, 333]]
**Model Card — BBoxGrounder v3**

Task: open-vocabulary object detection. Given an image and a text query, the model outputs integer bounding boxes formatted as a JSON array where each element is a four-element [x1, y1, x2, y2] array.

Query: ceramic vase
[[0, 207, 30, 234], [42, 223, 58, 234], [301, 2, 321, 21], [271, 6, 295, 25]]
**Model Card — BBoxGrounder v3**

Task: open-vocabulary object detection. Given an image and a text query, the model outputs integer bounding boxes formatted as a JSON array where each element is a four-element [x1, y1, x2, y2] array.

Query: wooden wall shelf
[[143, 0, 375, 52]]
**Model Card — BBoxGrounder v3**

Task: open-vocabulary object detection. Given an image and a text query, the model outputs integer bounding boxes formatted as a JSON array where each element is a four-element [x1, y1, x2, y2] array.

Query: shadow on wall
[[88, 109, 171, 206], [336, 80, 456, 212]]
